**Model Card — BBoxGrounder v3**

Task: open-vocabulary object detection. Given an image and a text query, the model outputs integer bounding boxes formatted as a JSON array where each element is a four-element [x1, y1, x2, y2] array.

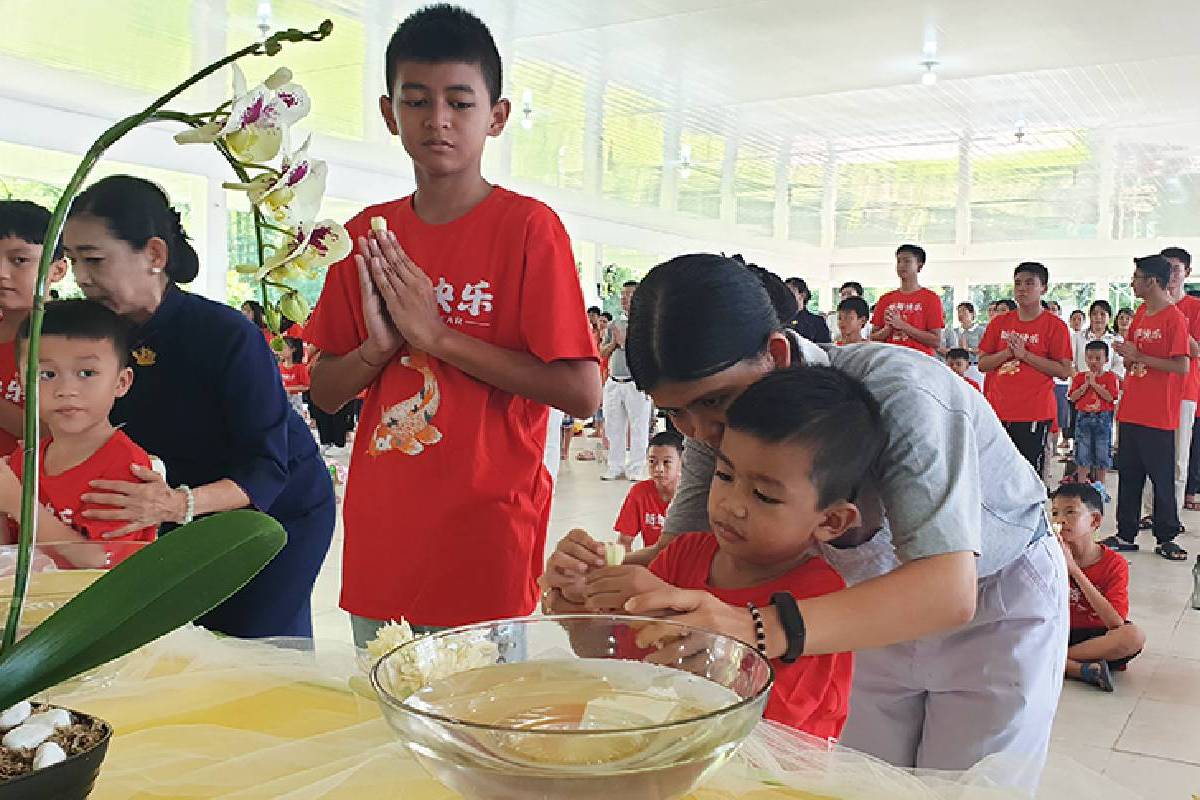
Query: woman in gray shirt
[[544, 254, 1066, 787]]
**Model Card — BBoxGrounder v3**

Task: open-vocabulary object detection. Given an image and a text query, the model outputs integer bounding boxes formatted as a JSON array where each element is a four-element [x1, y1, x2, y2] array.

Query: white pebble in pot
[[2, 722, 54, 750], [25, 709, 71, 729], [0, 701, 31, 730], [32, 741, 66, 770]]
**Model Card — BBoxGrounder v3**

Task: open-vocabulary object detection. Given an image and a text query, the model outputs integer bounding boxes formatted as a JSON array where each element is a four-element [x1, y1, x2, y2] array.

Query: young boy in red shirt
[[869, 243, 944, 355], [1068, 340, 1120, 484], [0, 300, 155, 568], [978, 262, 1073, 475], [569, 368, 863, 740], [0, 201, 69, 459], [1050, 484, 1144, 693], [305, 5, 601, 644], [946, 348, 981, 391], [1108, 255, 1191, 560], [614, 430, 683, 550]]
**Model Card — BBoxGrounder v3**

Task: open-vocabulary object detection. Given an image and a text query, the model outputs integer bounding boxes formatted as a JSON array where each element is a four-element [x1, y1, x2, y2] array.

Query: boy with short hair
[[1069, 340, 1120, 484], [869, 244, 944, 355], [946, 348, 981, 391], [835, 296, 869, 345], [1108, 255, 1191, 561], [978, 262, 1073, 474], [305, 4, 601, 644], [566, 367, 863, 740], [1050, 484, 1144, 693], [0, 300, 155, 568], [613, 430, 683, 550], [0, 200, 68, 458]]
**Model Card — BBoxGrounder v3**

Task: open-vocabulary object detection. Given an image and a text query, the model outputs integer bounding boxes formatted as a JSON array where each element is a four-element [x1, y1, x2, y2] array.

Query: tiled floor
[[309, 435, 1200, 798]]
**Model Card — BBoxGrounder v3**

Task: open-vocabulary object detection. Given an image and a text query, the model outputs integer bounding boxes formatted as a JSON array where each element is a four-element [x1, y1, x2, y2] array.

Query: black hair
[[1114, 306, 1133, 334], [837, 296, 869, 319], [601, 311, 613, 321], [69, 175, 199, 284], [1161, 246, 1191, 268], [627, 254, 779, 392], [17, 299, 131, 368], [621, 280, 639, 289], [241, 300, 267, 329], [725, 367, 883, 507], [998, 298, 1018, 312], [1088, 299, 1112, 317], [839, 281, 864, 296], [282, 336, 304, 364], [586, 306, 602, 316], [1015, 261, 1049, 287], [648, 429, 684, 454], [956, 301, 975, 315], [1069, 309, 1085, 319], [0, 200, 62, 260], [946, 347, 970, 362], [747, 264, 800, 323], [1050, 483, 1104, 515], [385, 4, 501, 102], [895, 243, 926, 265], [1084, 339, 1110, 358], [1134, 254, 1171, 289]]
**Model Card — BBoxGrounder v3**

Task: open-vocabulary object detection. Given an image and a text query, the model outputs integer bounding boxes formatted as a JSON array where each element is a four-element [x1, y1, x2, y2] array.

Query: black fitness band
[[771, 592, 806, 664]]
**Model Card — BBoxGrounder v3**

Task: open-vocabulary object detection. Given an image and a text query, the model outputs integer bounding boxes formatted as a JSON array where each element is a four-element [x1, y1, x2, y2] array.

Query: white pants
[[1142, 398, 1197, 515], [603, 378, 652, 479], [819, 525, 1067, 793]]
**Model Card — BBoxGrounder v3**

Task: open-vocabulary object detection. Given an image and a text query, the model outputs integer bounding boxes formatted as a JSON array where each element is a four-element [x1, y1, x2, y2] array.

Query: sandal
[[1185, 498, 1200, 511], [1155, 541, 1189, 561], [1138, 516, 1153, 530], [1079, 661, 1114, 692], [1101, 535, 1139, 552]]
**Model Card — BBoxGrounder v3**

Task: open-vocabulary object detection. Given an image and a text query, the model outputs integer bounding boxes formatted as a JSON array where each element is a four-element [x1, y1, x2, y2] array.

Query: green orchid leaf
[[0, 510, 285, 710]]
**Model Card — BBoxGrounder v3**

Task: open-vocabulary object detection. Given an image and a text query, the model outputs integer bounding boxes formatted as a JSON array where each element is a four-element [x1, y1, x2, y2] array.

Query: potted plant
[[0, 19, 340, 797]]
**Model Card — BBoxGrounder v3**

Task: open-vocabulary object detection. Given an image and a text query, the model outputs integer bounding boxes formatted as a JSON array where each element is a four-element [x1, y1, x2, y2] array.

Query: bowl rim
[[369, 613, 774, 736]]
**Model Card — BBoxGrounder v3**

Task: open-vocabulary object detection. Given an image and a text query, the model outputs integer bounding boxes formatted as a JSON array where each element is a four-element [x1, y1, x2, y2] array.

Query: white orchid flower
[[259, 218, 351, 281], [174, 65, 310, 163], [225, 135, 327, 226]]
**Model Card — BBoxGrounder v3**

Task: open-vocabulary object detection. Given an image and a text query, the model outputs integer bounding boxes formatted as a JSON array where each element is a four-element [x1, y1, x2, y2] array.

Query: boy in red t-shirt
[[869, 243, 944, 355], [1050, 485, 1144, 693], [1108, 255, 1192, 560], [946, 348, 981, 391], [978, 262, 1073, 475], [0, 201, 69, 459], [564, 368, 864, 740], [0, 300, 155, 569], [1068, 340, 1120, 484], [304, 6, 601, 644], [614, 430, 683, 550]]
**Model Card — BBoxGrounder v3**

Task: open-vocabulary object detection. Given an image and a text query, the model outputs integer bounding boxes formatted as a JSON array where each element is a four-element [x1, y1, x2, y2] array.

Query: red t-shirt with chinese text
[[1117, 304, 1189, 430], [7, 430, 156, 566], [1175, 294, 1200, 403], [279, 362, 310, 392], [1069, 546, 1129, 630], [1070, 370, 1121, 414], [979, 310, 1073, 423], [0, 340, 24, 459], [304, 188, 599, 626], [613, 480, 669, 547], [649, 533, 852, 740], [870, 288, 944, 355]]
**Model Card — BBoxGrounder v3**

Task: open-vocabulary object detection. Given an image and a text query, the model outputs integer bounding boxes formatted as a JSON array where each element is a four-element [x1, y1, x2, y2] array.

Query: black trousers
[[1003, 420, 1051, 476], [1188, 420, 1200, 497], [1116, 422, 1179, 544], [306, 393, 354, 447]]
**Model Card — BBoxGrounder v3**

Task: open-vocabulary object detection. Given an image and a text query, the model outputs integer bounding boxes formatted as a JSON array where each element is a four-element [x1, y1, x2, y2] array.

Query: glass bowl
[[370, 614, 772, 800]]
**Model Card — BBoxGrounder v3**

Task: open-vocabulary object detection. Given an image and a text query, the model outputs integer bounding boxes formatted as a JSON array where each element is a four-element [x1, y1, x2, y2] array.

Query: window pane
[[675, 129, 724, 220], [1113, 140, 1200, 239], [835, 143, 957, 248], [602, 85, 664, 207], [509, 60, 586, 191]]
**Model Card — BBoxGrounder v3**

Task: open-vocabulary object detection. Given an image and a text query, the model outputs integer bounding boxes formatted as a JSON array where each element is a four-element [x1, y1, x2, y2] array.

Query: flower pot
[[0, 710, 111, 800]]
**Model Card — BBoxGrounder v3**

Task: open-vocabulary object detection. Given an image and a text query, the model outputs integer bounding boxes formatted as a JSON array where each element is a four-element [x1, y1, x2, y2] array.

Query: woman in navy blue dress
[[61, 175, 335, 638]]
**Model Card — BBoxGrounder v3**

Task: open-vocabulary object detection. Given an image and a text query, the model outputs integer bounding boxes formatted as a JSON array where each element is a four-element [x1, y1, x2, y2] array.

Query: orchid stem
[[1, 20, 334, 654]]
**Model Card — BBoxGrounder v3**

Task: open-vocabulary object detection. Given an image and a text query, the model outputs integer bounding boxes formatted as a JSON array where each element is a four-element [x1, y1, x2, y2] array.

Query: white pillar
[[773, 139, 792, 240], [1095, 129, 1116, 241], [660, 109, 682, 212], [820, 143, 838, 249], [955, 131, 972, 247], [200, 177, 228, 303], [582, 71, 605, 196], [719, 133, 739, 224]]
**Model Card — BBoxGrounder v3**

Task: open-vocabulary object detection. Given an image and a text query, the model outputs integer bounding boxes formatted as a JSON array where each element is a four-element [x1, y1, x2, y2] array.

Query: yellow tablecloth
[[46, 627, 1131, 800]]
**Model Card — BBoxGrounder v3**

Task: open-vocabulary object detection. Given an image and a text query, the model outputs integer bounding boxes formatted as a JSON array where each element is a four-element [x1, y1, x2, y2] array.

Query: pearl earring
[[151, 268, 163, 274]]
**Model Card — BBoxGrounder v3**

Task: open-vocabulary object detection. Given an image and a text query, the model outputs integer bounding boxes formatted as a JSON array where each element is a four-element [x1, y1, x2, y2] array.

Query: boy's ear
[[1091, 509, 1105, 530], [811, 500, 862, 545], [114, 365, 134, 399], [487, 97, 511, 138], [378, 95, 400, 136]]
